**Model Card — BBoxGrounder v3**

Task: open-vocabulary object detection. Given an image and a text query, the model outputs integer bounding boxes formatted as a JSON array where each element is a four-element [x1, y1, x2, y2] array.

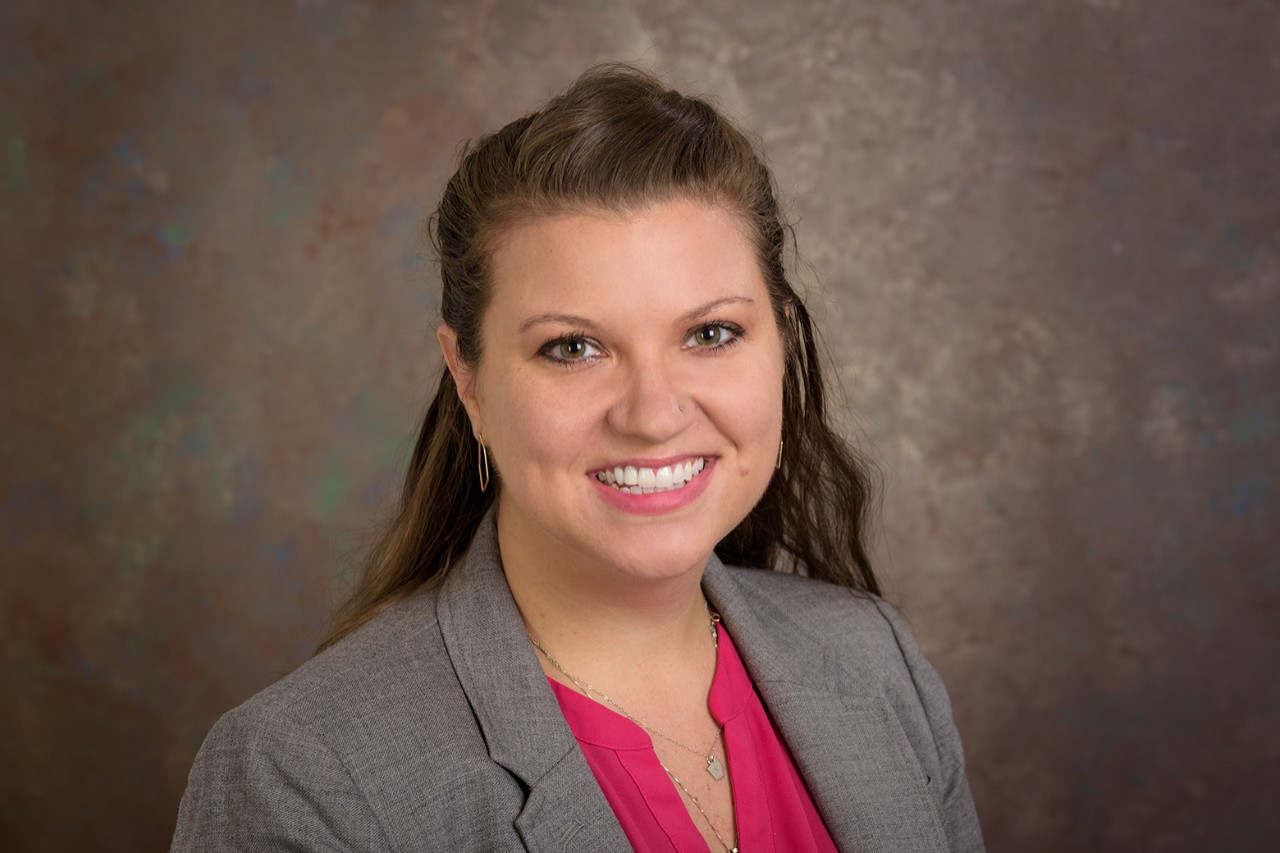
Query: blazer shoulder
[[176, 586, 525, 849], [236, 587, 449, 728], [717, 566, 985, 851], [715, 566, 942, 712], [720, 565, 900, 639]]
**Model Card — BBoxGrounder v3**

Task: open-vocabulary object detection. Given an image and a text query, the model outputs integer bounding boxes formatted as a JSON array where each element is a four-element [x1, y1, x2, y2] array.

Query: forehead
[[484, 200, 765, 318]]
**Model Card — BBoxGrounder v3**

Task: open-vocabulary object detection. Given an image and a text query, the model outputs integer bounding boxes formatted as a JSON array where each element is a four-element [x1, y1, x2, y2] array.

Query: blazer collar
[[435, 513, 629, 851], [703, 557, 950, 853]]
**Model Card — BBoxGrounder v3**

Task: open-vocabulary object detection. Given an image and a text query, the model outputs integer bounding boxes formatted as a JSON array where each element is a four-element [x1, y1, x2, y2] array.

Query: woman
[[173, 65, 984, 852]]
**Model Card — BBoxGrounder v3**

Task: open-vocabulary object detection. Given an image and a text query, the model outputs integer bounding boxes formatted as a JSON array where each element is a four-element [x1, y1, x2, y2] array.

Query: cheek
[[479, 372, 599, 469], [707, 359, 785, 451]]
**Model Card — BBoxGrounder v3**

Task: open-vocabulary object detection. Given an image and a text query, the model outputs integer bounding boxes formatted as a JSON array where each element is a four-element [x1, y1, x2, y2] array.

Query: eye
[[538, 335, 602, 365], [685, 322, 743, 350], [556, 339, 590, 359]]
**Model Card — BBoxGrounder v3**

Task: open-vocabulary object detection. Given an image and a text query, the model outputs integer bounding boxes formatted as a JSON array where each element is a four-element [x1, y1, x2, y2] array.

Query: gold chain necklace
[[528, 604, 737, 851], [659, 759, 738, 853], [527, 606, 726, 780]]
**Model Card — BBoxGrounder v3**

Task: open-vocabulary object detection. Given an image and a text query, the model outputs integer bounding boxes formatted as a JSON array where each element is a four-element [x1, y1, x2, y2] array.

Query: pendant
[[706, 755, 725, 781]]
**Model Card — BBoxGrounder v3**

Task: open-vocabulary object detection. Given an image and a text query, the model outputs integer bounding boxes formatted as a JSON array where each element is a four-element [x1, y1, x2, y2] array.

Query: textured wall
[[2, 1, 1276, 850]]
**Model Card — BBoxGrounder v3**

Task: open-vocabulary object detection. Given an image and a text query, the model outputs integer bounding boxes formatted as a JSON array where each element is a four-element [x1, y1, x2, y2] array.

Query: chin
[[587, 526, 726, 582]]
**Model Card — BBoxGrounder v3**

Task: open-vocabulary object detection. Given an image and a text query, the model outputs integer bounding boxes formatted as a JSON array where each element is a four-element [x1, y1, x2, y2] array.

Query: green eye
[[689, 323, 744, 348], [692, 326, 723, 346], [538, 335, 601, 365], [557, 339, 588, 359]]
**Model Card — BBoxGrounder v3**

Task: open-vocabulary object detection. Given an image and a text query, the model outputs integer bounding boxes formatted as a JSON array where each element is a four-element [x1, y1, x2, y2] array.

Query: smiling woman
[[172, 65, 985, 852]]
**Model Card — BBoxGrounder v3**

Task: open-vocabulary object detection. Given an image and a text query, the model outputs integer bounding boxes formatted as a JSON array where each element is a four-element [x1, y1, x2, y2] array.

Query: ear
[[436, 324, 483, 439]]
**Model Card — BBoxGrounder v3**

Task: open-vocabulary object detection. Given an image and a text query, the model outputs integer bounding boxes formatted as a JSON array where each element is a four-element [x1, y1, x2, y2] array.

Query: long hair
[[318, 64, 880, 652]]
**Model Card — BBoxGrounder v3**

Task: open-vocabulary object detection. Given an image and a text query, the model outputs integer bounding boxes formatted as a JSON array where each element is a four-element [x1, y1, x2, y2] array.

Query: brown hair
[[318, 64, 880, 651]]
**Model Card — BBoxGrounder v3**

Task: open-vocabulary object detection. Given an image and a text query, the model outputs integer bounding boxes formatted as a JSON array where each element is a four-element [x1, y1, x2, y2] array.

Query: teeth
[[594, 458, 708, 493]]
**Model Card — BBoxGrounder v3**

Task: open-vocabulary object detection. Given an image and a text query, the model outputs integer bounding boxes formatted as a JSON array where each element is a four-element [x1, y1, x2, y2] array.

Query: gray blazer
[[173, 515, 984, 852]]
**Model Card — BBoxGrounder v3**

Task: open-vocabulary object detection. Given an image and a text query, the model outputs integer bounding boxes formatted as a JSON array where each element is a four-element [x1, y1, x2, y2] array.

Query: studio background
[[2, 1, 1276, 850]]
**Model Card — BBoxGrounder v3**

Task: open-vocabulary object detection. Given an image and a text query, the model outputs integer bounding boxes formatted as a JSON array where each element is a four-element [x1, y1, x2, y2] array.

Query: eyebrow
[[680, 296, 755, 323], [517, 312, 597, 334], [517, 297, 756, 334]]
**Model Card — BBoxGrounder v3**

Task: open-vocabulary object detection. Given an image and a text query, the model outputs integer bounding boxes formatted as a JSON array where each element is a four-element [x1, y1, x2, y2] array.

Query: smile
[[593, 458, 707, 494]]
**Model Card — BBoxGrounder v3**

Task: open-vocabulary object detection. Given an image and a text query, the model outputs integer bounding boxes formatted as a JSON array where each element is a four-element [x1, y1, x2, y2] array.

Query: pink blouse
[[547, 625, 839, 852]]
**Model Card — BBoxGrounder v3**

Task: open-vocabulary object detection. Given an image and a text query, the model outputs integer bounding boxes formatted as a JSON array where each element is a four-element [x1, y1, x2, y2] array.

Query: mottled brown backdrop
[[2, 1, 1276, 851]]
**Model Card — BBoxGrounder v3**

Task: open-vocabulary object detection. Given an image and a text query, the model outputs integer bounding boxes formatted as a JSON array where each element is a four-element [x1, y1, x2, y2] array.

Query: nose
[[605, 355, 691, 443]]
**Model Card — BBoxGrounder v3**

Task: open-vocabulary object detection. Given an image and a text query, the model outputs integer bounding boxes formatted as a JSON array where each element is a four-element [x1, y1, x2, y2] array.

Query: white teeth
[[594, 458, 708, 493]]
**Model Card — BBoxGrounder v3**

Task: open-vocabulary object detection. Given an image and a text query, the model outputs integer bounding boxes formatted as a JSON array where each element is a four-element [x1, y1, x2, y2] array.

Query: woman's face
[[440, 199, 785, 586]]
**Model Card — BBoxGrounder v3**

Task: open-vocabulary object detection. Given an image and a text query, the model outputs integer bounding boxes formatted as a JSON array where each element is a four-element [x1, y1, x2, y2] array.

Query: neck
[[496, 507, 714, 673]]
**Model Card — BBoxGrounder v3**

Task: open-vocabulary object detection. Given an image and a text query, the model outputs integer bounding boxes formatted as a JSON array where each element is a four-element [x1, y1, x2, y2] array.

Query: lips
[[593, 457, 707, 494]]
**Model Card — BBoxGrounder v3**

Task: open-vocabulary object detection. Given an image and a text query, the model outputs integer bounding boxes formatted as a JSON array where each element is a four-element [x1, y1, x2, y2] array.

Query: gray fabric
[[173, 513, 984, 852]]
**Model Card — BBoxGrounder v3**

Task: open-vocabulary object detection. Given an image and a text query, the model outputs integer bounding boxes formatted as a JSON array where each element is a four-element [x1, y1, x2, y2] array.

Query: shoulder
[[226, 588, 458, 738], [718, 567, 984, 851], [176, 588, 521, 850], [721, 564, 882, 615], [714, 565, 951, 755], [210, 585, 507, 778], [719, 566, 914, 662]]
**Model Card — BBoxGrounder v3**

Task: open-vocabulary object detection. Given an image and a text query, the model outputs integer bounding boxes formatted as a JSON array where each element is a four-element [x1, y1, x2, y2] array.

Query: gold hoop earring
[[776, 437, 784, 470], [477, 437, 491, 492]]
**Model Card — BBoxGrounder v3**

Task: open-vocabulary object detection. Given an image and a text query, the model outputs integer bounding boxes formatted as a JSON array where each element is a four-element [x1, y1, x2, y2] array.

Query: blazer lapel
[[703, 559, 949, 853], [436, 514, 629, 851]]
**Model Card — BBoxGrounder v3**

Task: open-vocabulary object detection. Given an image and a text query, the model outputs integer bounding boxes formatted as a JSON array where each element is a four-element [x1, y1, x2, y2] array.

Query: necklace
[[660, 760, 738, 853], [527, 602, 727, 782]]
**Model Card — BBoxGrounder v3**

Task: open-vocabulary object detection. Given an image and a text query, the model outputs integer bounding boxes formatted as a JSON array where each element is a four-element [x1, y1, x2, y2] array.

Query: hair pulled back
[[319, 64, 880, 651]]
